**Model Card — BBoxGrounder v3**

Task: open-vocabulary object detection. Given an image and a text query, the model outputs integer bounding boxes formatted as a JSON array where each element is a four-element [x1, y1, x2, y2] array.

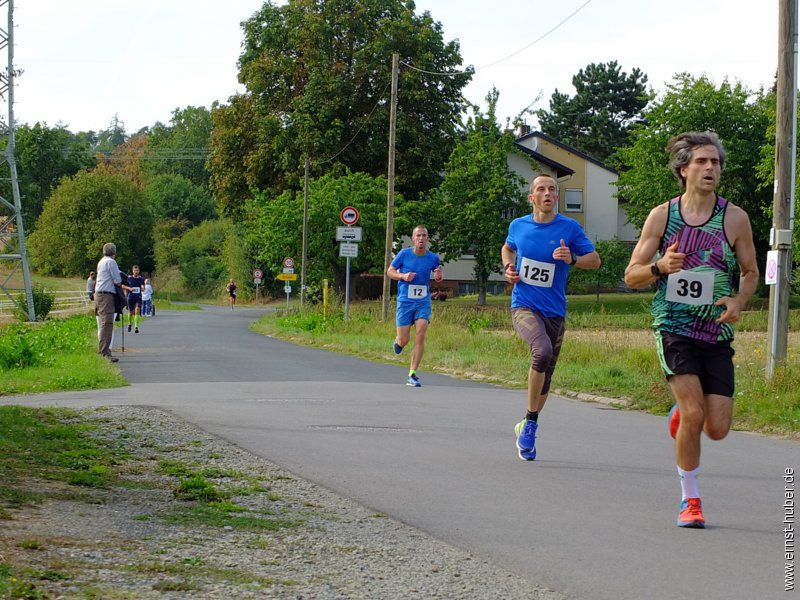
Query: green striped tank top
[[651, 196, 738, 343]]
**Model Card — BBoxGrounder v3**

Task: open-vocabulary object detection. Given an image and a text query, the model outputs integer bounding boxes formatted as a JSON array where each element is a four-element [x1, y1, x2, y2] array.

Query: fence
[[0, 290, 91, 319]]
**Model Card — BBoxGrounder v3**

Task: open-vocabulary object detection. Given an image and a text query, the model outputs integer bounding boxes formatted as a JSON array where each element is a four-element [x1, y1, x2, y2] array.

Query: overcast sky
[[8, 0, 779, 134]]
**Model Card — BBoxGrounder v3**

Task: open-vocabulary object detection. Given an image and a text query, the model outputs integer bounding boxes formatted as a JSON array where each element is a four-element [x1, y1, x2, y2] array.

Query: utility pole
[[0, 0, 35, 321], [767, 0, 797, 377], [301, 156, 310, 307], [381, 52, 399, 322]]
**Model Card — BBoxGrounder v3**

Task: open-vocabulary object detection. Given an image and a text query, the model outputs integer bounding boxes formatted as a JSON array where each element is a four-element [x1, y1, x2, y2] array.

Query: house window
[[564, 189, 583, 212]]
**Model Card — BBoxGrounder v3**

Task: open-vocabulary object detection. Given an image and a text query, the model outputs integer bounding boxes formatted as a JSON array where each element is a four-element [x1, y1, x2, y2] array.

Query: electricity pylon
[[0, 0, 35, 321]]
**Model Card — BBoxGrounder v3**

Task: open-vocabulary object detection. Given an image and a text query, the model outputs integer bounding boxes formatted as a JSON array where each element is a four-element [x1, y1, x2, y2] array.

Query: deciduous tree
[[147, 106, 213, 189], [28, 170, 153, 276], [615, 74, 772, 252], [209, 0, 472, 218], [0, 123, 95, 229], [434, 89, 528, 305], [146, 174, 216, 225], [245, 171, 393, 296]]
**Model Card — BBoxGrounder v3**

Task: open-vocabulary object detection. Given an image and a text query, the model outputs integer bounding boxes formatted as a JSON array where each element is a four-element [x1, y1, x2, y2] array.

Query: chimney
[[517, 123, 532, 138]]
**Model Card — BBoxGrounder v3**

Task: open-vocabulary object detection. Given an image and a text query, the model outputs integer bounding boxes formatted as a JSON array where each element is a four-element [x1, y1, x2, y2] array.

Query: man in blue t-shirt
[[126, 265, 145, 334], [387, 225, 443, 387], [501, 174, 601, 460]]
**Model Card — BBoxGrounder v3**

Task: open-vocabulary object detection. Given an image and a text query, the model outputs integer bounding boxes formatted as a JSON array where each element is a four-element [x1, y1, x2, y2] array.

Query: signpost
[[253, 268, 263, 299], [339, 207, 360, 320], [280, 259, 296, 308]]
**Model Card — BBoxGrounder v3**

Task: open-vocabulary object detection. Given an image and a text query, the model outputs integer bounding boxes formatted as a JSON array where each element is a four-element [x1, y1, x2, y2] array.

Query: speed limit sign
[[253, 269, 264, 279]]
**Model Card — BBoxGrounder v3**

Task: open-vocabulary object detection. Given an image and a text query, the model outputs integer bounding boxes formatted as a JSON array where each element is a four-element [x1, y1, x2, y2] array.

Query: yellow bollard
[[322, 279, 328, 319]]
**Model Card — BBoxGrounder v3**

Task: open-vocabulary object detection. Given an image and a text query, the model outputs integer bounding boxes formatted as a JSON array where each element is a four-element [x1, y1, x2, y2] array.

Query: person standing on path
[[623, 131, 758, 528], [142, 278, 153, 317], [95, 243, 131, 362], [501, 174, 600, 460], [86, 271, 96, 301], [386, 225, 443, 387]]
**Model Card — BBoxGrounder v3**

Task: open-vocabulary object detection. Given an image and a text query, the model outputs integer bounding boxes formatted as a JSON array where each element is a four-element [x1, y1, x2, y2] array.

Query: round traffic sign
[[283, 257, 295, 268], [253, 269, 264, 279], [340, 206, 360, 225]]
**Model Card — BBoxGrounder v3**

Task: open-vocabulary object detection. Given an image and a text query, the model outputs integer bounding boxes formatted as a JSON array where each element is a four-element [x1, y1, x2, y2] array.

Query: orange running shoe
[[668, 404, 680, 439], [677, 498, 705, 528]]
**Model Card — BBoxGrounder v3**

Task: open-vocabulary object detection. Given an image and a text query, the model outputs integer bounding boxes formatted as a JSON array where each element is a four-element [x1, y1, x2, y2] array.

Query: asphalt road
[[10, 305, 797, 600]]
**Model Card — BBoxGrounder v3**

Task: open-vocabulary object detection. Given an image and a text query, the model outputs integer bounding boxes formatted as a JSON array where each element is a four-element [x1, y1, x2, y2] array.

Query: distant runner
[[226, 279, 237, 310], [386, 225, 443, 387]]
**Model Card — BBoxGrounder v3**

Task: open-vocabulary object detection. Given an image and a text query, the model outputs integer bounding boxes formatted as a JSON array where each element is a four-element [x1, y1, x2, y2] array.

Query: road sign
[[253, 269, 263, 279], [340, 206, 359, 225], [284, 283, 291, 293], [765, 250, 778, 285], [277, 273, 298, 281], [283, 257, 295, 269], [339, 242, 359, 258], [254, 277, 262, 285], [336, 226, 363, 242], [282, 267, 294, 274]]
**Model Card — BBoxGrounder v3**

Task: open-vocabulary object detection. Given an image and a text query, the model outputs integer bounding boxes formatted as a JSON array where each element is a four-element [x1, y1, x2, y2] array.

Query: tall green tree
[[146, 106, 213, 188], [245, 171, 393, 296], [209, 0, 472, 218], [537, 61, 649, 163], [175, 219, 227, 295], [434, 90, 528, 305], [0, 123, 96, 229], [146, 174, 216, 225], [27, 170, 154, 276], [615, 74, 772, 250]]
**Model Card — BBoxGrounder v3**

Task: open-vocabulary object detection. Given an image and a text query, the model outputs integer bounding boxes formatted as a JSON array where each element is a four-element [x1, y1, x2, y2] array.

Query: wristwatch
[[570, 251, 578, 265], [650, 261, 663, 277]]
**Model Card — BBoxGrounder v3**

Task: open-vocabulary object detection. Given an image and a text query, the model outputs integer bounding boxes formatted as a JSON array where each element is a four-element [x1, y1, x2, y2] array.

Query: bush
[[16, 286, 56, 321], [0, 335, 39, 369]]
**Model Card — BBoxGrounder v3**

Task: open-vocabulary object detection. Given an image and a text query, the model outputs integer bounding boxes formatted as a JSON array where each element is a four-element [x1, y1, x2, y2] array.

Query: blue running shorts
[[396, 302, 431, 327]]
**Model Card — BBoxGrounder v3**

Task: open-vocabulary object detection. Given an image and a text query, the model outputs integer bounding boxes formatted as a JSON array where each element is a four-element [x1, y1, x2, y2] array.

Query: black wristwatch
[[650, 261, 663, 277], [570, 251, 578, 265]]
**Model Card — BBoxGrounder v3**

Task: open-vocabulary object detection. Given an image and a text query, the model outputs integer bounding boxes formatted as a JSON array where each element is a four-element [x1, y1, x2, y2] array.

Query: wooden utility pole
[[381, 52, 399, 321], [767, 0, 797, 377], [301, 156, 310, 307]]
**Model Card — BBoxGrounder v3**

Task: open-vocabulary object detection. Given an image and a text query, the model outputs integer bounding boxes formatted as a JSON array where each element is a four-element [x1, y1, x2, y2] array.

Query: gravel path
[[1, 406, 566, 599]]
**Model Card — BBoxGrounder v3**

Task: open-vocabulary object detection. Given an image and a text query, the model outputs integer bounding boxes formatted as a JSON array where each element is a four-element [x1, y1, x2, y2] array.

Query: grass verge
[[0, 314, 126, 396], [252, 294, 800, 436]]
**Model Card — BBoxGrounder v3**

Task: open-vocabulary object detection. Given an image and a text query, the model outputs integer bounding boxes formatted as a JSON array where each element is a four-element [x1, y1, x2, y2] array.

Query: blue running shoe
[[406, 373, 421, 387], [514, 419, 538, 461], [393, 341, 403, 354]]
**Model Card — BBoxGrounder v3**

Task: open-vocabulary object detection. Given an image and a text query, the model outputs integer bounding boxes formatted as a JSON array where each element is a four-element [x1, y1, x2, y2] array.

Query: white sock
[[677, 466, 700, 500]]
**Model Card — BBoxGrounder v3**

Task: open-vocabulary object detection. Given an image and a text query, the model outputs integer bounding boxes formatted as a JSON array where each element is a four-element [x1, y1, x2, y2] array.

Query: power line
[[401, 0, 594, 77]]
